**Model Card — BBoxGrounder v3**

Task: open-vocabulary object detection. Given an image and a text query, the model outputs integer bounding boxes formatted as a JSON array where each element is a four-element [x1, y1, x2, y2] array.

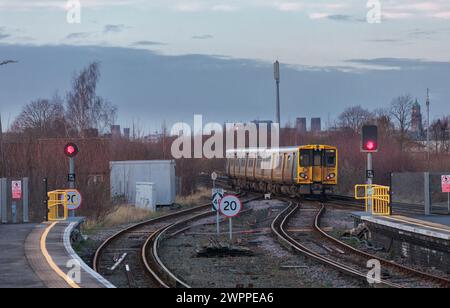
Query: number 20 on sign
[[219, 195, 242, 241]]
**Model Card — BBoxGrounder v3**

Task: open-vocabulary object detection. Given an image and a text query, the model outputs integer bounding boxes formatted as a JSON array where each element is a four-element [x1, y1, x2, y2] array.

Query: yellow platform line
[[40, 222, 81, 289]]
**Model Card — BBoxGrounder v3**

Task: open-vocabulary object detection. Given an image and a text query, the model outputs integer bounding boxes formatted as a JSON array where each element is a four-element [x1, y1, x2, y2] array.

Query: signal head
[[64, 143, 79, 158]]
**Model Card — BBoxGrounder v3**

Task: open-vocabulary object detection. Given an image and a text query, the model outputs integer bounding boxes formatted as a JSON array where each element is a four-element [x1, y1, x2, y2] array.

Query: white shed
[[110, 160, 176, 206]]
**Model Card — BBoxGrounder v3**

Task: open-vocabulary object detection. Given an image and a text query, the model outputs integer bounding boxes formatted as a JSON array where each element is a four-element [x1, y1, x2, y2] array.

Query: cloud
[[0, 28, 11, 40], [192, 34, 214, 40], [66, 32, 91, 40], [132, 40, 167, 46], [103, 24, 125, 34]]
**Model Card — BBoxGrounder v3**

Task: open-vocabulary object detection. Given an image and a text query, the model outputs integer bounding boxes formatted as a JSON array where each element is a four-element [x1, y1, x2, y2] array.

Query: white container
[[135, 182, 157, 211], [110, 160, 176, 205]]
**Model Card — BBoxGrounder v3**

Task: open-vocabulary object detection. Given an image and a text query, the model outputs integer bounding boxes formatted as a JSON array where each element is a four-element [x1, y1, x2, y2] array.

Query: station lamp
[[64, 143, 79, 158], [361, 125, 378, 153]]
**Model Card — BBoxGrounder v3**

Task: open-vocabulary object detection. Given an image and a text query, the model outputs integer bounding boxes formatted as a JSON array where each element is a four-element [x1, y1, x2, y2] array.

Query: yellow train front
[[226, 145, 338, 196]]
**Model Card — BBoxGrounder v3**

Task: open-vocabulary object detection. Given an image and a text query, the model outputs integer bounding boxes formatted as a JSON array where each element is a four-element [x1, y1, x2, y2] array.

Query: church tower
[[411, 99, 424, 139]]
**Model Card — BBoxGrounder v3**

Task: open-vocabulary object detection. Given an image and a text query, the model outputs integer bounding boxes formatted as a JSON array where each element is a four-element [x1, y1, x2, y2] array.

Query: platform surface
[[0, 224, 45, 288], [352, 212, 450, 241], [0, 221, 113, 288]]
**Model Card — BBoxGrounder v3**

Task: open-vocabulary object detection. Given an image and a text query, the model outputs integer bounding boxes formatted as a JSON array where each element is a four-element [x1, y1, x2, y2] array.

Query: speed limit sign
[[65, 189, 83, 210], [219, 195, 242, 218]]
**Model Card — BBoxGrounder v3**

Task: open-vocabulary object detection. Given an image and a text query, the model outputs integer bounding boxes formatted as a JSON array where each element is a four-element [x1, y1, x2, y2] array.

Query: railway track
[[93, 193, 259, 288], [315, 202, 450, 288], [271, 201, 400, 288], [93, 202, 218, 288]]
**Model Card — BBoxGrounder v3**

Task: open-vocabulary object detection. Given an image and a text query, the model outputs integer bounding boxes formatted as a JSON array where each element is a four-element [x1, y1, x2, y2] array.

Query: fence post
[[1, 178, 7, 223], [23, 177, 29, 223], [43, 178, 48, 222], [424, 172, 431, 216]]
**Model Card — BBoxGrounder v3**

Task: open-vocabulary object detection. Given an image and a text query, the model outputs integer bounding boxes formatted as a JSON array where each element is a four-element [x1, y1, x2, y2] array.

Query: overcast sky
[[1, 0, 450, 66], [0, 1, 449, 132]]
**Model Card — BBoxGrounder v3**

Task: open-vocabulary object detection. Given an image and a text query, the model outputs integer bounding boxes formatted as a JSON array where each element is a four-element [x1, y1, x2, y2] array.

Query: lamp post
[[274, 61, 281, 126]]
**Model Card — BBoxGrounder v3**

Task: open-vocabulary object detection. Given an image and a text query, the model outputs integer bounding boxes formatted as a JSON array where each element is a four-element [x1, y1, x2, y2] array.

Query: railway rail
[[271, 201, 401, 288], [93, 193, 260, 288], [93, 202, 218, 288], [272, 200, 450, 288], [315, 202, 450, 288]]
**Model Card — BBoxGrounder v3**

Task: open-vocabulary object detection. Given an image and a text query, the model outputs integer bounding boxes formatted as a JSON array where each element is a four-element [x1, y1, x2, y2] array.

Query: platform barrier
[[355, 184, 391, 216], [48, 190, 69, 221]]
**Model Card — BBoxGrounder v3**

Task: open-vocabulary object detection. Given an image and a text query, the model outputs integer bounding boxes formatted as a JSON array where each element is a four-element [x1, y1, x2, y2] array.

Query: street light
[[274, 61, 281, 126]]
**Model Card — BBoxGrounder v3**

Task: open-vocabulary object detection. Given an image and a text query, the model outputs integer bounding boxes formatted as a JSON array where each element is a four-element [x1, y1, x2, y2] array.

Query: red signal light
[[365, 141, 376, 151], [64, 143, 79, 158]]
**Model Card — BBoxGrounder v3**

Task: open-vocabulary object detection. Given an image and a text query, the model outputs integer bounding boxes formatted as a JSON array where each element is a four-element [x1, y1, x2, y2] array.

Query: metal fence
[[0, 178, 30, 224], [391, 172, 450, 215]]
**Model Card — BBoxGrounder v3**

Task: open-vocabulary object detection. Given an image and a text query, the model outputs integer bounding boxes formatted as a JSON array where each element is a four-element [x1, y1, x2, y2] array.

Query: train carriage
[[226, 145, 338, 196]]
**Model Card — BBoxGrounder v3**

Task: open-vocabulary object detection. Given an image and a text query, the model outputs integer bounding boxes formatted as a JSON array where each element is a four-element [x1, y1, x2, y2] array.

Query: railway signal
[[64, 143, 79, 158], [64, 142, 79, 217], [361, 125, 378, 153], [361, 125, 378, 213]]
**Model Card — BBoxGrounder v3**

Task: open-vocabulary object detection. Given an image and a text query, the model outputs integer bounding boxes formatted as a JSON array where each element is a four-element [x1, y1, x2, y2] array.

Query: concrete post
[[23, 177, 29, 223], [424, 172, 431, 216], [1, 178, 7, 223]]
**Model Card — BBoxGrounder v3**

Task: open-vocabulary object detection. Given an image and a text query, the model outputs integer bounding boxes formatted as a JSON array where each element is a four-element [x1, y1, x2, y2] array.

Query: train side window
[[325, 150, 336, 167], [300, 150, 312, 167]]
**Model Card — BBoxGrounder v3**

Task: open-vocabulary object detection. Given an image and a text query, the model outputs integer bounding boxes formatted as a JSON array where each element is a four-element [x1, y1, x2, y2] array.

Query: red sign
[[442, 175, 450, 193], [12, 181, 22, 200]]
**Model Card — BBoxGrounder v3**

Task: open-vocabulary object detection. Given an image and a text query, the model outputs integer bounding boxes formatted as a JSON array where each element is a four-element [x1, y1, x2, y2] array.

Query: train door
[[312, 149, 323, 183]]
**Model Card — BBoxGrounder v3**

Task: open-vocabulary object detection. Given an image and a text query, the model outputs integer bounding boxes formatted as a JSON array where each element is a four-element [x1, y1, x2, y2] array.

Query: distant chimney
[[111, 125, 121, 139], [123, 128, 130, 139], [296, 118, 307, 134], [311, 118, 322, 133]]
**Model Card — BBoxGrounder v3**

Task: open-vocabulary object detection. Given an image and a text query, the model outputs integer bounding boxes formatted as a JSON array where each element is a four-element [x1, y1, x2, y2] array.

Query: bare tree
[[66, 62, 117, 136], [338, 105, 373, 132], [11, 97, 65, 136], [390, 95, 414, 152]]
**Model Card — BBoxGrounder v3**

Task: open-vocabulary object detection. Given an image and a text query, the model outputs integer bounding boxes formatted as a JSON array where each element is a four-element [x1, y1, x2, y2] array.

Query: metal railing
[[355, 184, 391, 216], [48, 190, 69, 221]]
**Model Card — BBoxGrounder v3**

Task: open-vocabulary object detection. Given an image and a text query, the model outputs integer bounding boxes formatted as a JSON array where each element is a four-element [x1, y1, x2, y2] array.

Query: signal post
[[361, 125, 378, 214], [64, 143, 79, 217]]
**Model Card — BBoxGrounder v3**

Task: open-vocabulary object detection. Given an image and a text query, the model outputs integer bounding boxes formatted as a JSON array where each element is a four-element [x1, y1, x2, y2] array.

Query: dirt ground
[[158, 199, 364, 288]]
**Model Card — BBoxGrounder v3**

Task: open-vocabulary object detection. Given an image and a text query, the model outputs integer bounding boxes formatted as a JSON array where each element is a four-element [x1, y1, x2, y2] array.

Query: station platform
[[351, 212, 450, 272], [351, 212, 450, 241], [0, 219, 114, 288]]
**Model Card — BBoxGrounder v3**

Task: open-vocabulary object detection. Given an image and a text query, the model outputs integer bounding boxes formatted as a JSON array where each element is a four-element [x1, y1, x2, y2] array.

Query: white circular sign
[[219, 195, 242, 218], [211, 172, 218, 181], [65, 189, 83, 210]]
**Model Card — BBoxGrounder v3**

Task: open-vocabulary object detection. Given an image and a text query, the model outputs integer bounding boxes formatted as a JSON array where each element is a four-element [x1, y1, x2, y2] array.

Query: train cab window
[[324, 150, 336, 167], [300, 150, 312, 167]]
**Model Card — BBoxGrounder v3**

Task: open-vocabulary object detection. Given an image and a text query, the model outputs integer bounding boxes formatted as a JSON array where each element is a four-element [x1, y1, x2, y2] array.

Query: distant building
[[311, 118, 322, 133], [296, 118, 307, 134], [123, 128, 131, 140], [411, 99, 424, 139], [111, 125, 121, 139]]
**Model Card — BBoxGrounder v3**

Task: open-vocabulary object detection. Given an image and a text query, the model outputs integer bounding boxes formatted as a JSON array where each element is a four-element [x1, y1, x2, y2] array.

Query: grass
[[82, 187, 212, 234], [176, 187, 211, 207]]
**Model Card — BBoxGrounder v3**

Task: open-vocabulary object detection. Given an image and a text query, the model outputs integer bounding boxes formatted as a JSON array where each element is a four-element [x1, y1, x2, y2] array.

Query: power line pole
[[274, 61, 281, 125]]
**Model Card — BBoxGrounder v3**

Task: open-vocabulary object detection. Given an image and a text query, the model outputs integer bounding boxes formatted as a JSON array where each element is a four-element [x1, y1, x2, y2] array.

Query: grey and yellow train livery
[[226, 145, 338, 196]]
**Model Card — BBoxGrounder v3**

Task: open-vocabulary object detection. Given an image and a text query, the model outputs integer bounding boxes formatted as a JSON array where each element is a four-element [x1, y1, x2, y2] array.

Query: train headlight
[[299, 173, 308, 180], [327, 173, 336, 180]]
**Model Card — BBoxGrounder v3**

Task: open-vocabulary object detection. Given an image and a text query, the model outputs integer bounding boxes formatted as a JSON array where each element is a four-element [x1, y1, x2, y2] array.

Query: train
[[226, 145, 338, 196]]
